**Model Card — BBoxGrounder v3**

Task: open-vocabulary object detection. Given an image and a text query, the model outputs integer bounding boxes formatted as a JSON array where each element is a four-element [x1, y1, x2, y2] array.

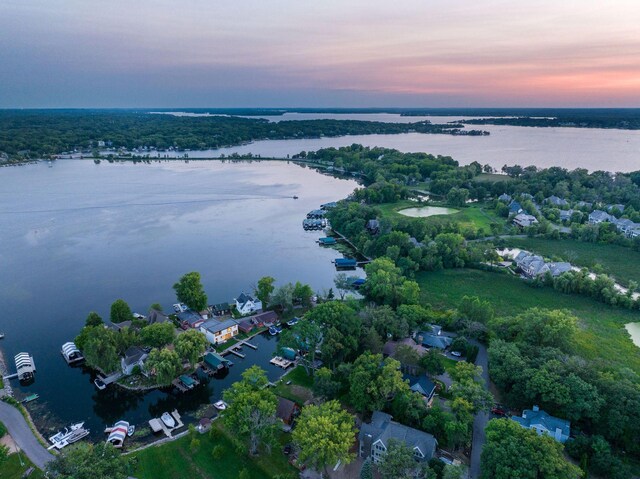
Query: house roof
[[359, 411, 437, 459], [148, 309, 170, 324], [508, 200, 523, 212], [276, 396, 298, 422], [419, 333, 452, 350], [177, 310, 203, 325], [123, 346, 146, 366], [250, 310, 278, 324], [236, 292, 255, 305], [201, 318, 237, 334], [404, 374, 436, 398], [512, 407, 570, 437], [547, 262, 572, 277], [498, 193, 512, 202], [546, 195, 568, 206], [589, 210, 614, 222], [212, 302, 231, 311]]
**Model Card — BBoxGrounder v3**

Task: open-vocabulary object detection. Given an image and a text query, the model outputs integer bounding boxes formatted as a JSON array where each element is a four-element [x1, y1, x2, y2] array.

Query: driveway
[[0, 400, 54, 470], [469, 339, 490, 479]]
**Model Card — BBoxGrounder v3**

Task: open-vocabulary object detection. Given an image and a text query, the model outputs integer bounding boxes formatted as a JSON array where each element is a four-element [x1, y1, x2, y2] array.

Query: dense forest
[[0, 110, 487, 162]]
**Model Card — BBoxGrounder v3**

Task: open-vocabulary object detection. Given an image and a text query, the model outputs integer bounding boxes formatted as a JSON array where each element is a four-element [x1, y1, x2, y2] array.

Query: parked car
[[491, 405, 507, 416], [286, 317, 300, 327], [451, 350, 463, 357], [283, 443, 293, 455]]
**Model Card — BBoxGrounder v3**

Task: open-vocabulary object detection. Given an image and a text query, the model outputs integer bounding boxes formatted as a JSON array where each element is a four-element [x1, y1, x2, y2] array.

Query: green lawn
[[271, 366, 315, 404], [378, 201, 505, 234], [417, 269, 640, 372], [473, 173, 515, 183], [504, 237, 640, 287], [133, 421, 296, 479], [0, 453, 44, 479]]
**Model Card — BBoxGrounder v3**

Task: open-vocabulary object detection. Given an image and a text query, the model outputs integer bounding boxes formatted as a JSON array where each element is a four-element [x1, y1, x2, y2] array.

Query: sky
[[1, 0, 639, 108]]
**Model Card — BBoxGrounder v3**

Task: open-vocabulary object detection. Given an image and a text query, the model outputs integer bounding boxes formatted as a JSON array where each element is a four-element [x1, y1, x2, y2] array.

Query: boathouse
[[335, 258, 357, 268], [203, 352, 231, 371], [61, 342, 84, 364], [318, 237, 337, 246], [15, 352, 36, 381]]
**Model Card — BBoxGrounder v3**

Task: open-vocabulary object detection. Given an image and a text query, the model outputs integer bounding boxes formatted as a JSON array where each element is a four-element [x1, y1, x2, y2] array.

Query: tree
[[443, 464, 464, 479], [481, 419, 581, 479], [293, 281, 314, 306], [269, 283, 294, 313], [446, 187, 470, 207], [173, 271, 207, 311], [292, 400, 355, 475], [360, 457, 373, 479], [174, 329, 207, 366], [377, 439, 434, 479], [334, 273, 352, 300], [77, 326, 119, 373], [110, 299, 133, 324], [85, 311, 103, 327], [419, 349, 445, 376], [0, 444, 8, 467], [140, 322, 176, 348], [349, 352, 408, 413], [255, 276, 276, 305], [314, 367, 341, 399], [150, 303, 163, 312], [362, 258, 420, 307], [45, 442, 131, 479], [449, 362, 493, 414], [279, 319, 323, 375], [146, 348, 181, 385], [223, 366, 279, 456]]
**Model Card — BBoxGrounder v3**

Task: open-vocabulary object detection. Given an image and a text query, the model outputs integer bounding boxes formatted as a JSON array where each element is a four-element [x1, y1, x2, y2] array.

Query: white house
[[200, 319, 239, 345], [235, 292, 262, 315], [513, 213, 538, 228], [121, 346, 148, 375]]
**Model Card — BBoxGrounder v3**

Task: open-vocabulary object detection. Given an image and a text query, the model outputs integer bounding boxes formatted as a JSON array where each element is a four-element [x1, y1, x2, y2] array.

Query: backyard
[[417, 268, 640, 372]]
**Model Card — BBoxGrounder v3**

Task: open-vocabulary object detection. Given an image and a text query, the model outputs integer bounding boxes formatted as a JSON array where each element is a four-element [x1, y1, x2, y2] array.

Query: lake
[[625, 323, 640, 348], [148, 112, 640, 172], [398, 206, 459, 218], [0, 159, 358, 439]]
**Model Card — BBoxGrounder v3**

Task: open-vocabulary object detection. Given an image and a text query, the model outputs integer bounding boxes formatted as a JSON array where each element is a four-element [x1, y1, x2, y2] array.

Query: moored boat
[[213, 400, 228, 411], [161, 412, 176, 428]]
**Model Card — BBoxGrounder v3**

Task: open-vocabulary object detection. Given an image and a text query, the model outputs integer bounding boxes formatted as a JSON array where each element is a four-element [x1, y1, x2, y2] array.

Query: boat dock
[[148, 410, 184, 438], [96, 371, 123, 386], [269, 356, 294, 369], [226, 348, 245, 359], [239, 340, 257, 350]]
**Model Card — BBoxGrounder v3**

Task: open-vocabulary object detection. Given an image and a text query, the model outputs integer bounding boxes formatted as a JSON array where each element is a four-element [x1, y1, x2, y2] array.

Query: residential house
[[249, 310, 278, 327], [559, 209, 575, 222], [212, 303, 231, 316], [235, 292, 262, 316], [508, 200, 523, 214], [513, 213, 538, 228], [606, 204, 625, 213], [366, 219, 380, 234], [576, 201, 593, 210], [200, 319, 239, 345], [121, 346, 148, 375], [404, 374, 437, 403], [359, 411, 437, 463], [545, 195, 568, 207], [588, 210, 615, 224], [547, 262, 573, 277], [320, 201, 338, 209], [237, 319, 255, 334], [498, 193, 512, 203], [276, 396, 300, 426], [177, 310, 205, 330], [417, 331, 452, 350], [511, 405, 570, 443], [613, 218, 636, 234], [516, 254, 548, 278], [147, 309, 170, 324]]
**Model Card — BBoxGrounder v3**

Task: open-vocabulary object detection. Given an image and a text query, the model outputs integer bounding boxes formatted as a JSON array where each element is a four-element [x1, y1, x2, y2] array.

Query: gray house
[[498, 193, 512, 203], [121, 346, 148, 375], [588, 210, 615, 224], [511, 405, 570, 443], [545, 195, 568, 207], [359, 411, 437, 463]]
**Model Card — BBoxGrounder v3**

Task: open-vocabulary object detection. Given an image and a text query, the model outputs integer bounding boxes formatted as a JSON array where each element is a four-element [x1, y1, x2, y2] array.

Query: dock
[[2, 373, 18, 381], [269, 356, 294, 369], [226, 348, 245, 359], [239, 340, 257, 350], [148, 410, 184, 438], [97, 371, 123, 385]]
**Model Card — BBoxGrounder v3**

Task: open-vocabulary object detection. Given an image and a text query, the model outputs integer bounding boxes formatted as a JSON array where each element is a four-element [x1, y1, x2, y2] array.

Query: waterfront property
[[276, 396, 299, 426], [335, 257, 357, 269], [177, 310, 206, 330], [359, 411, 437, 463], [14, 352, 36, 381], [61, 342, 84, 364], [511, 405, 570, 443], [202, 352, 231, 372], [200, 318, 239, 345], [212, 302, 232, 316], [121, 346, 148, 375], [147, 309, 170, 324], [318, 236, 337, 246], [235, 292, 262, 315]]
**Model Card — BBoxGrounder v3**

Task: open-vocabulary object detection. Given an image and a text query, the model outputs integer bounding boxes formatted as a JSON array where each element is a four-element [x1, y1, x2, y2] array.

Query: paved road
[[469, 340, 490, 479], [0, 400, 54, 470]]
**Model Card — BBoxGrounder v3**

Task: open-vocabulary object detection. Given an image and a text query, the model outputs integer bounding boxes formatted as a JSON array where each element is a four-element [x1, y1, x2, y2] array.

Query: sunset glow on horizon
[[1, 0, 639, 108]]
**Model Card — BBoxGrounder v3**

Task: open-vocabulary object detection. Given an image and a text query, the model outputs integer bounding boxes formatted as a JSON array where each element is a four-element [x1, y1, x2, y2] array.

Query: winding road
[[0, 400, 54, 470]]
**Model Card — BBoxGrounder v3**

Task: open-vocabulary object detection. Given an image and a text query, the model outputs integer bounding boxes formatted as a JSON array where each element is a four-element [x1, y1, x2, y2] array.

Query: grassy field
[[417, 269, 640, 372], [271, 366, 315, 404], [0, 453, 44, 479], [133, 421, 296, 479], [504, 237, 640, 287], [378, 201, 505, 233]]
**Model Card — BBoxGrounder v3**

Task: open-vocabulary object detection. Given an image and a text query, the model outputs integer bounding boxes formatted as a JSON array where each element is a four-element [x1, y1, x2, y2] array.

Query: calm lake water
[[625, 323, 640, 348], [149, 112, 640, 172], [0, 159, 358, 439]]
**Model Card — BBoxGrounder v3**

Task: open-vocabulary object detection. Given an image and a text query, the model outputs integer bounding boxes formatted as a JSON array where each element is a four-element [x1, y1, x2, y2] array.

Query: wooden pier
[[270, 356, 294, 369], [239, 340, 257, 350], [226, 348, 246, 359]]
